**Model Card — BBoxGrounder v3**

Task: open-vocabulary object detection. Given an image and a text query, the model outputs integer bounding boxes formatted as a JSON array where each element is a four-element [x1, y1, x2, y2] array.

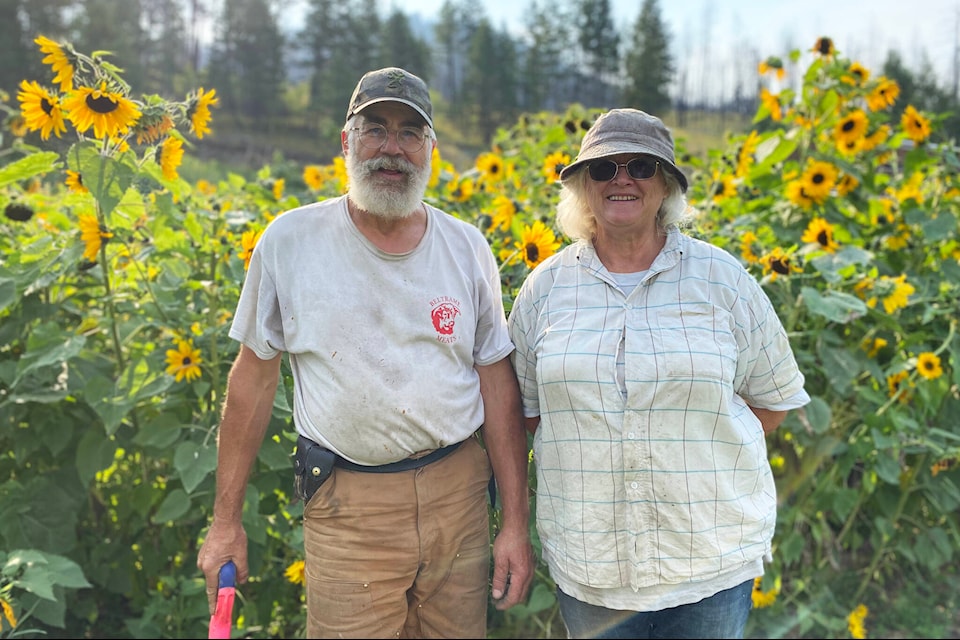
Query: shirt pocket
[[654, 303, 738, 384]]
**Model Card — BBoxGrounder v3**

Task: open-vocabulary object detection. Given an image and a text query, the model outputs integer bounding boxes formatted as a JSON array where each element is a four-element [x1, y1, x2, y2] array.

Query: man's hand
[[490, 523, 535, 610]]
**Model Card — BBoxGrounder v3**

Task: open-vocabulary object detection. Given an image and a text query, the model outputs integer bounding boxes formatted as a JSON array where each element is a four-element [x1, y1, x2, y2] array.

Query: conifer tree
[[623, 0, 674, 115]]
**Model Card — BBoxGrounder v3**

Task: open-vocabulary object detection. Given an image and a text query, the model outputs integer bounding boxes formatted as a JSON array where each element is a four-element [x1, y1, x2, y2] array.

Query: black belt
[[333, 440, 463, 473]]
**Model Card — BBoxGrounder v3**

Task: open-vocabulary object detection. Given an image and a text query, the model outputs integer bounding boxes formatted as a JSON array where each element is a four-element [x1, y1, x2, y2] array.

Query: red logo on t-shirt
[[430, 297, 461, 343]]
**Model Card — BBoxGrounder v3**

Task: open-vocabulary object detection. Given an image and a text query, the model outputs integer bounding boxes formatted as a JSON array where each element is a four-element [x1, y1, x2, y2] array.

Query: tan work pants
[[303, 436, 492, 639]]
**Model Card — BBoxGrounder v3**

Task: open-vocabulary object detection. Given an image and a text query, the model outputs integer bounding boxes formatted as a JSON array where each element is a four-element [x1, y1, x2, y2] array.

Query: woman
[[508, 109, 810, 639]]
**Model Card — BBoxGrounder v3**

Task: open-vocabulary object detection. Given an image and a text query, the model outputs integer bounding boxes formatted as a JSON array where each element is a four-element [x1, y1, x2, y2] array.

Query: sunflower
[[490, 195, 517, 232], [900, 105, 931, 144], [836, 174, 858, 196], [739, 231, 760, 264], [866, 78, 899, 111], [331, 156, 348, 193], [785, 180, 815, 209], [16, 80, 66, 140], [876, 274, 914, 314], [759, 247, 802, 281], [157, 136, 184, 180], [0, 596, 16, 630], [833, 110, 867, 146], [847, 604, 868, 640], [812, 37, 835, 57], [710, 171, 736, 203], [303, 165, 325, 191], [861, 124, 890, 151], [78, 213, 113, 261], [428, 147, 443, 189], [886, 370, 912, 403], [751, 576, 780, 609], [63, 81, 141, 139], [735, 130, 760, 178], [861, 336, 887, 358], [759, 88, 782, 121], [134, 113, 174, 145], [447, 176, 474, 202], [4, 203, 34, 222], [271, 178, 285, 200], [8, 114, 28, 137], [196, 179, 217, 196], [284, 560, 306, 585], [835, 136, 862, 157], [542, 151, 570, 184], [239, 228, 263, 270], [915, 352, 943, 380], [757, 57, 785, 80], [801, 217, 839, 253], [35, 35, 75, 92], [799, 160, 838, 203], [515, 220, 561, 269], [165, 339, 203, 383], [187, 87, 218, 139], [65, 170, 89, 194], [842, 62, 870, 86], [476, 152, 506, 186]]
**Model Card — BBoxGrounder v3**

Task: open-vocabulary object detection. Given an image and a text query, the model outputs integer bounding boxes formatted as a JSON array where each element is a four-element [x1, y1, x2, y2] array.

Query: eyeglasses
[[587, 157, 660, 182], [351, 124, 428, 153]]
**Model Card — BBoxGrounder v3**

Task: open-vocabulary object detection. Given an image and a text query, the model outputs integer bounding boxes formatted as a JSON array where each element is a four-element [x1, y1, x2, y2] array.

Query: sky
[[367, 0, 958, 88]]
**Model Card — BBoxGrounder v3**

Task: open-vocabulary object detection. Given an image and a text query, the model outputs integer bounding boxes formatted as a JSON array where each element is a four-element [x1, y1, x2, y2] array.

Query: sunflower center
[[41, 98, 55, 116], [85, 93, 120, 114], [183, 356, 193, 366], [812, 173, 824, 184], [842, 119, 855, 132], [525, 243, 540, 263], [772, 258, 790, 274], [817, 230, 829, 245]]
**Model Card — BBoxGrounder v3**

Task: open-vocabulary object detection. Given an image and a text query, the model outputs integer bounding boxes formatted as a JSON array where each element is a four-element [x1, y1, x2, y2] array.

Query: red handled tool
[[208, 561, 236, 639]]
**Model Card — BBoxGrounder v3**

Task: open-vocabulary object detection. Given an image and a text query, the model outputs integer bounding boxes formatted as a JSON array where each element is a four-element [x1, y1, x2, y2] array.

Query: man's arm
[[476, 356, 535, 611], [751, 406, 788, 434], [197, 345, 282, 614]]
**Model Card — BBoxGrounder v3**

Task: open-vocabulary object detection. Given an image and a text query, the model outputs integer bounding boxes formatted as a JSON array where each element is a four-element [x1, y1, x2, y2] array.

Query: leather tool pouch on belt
[[293, 435, 336, 504]]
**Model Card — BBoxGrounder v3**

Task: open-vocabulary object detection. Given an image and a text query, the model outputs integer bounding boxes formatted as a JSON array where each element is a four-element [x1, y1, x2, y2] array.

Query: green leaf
[[799, 395, 831, 434], [173, 441, 218, 494], [0, 152, 61, 188], [875, 452, 902, 485], [258, 436, 293, 471], [152, 488, 191, 523], [801, 286, 868, 324], [71, 143, 135, 217], [75, 428, 116, 486], [133, 416, 186, 450], [0, 277, 16, 313]]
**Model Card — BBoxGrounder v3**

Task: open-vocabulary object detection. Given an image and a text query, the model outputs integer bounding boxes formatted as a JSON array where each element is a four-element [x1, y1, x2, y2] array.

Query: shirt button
[[628, 432, 635, 439], [631, 481, 639, 489]]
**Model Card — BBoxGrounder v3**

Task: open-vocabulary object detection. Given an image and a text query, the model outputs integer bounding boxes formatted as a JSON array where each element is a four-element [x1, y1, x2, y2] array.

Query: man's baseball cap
[[559, 108, 688, 192], [346, 67, 433, 129]]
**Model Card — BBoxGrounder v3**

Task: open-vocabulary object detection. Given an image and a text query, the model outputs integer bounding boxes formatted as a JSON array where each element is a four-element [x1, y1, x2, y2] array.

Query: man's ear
[[341, 129, 349, 155]]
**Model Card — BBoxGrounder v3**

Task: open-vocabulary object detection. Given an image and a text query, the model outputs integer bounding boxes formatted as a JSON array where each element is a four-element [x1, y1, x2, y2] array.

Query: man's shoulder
[[426, 202, 486, 240]]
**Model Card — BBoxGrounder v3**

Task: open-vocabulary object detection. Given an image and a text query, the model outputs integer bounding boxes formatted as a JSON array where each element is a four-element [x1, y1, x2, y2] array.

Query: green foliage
[[2, 36, 959, 640]]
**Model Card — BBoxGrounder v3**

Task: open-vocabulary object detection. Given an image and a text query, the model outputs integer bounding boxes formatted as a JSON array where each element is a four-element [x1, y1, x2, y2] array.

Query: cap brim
[[349, 98, 433, 128]]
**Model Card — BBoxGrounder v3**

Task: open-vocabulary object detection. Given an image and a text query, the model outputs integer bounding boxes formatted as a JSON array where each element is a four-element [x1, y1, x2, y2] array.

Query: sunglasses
[[587, 157, 660, 182]]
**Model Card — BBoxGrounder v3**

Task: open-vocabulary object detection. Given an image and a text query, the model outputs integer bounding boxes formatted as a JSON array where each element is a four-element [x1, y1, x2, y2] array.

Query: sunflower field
[[1, 35, 958, 639]]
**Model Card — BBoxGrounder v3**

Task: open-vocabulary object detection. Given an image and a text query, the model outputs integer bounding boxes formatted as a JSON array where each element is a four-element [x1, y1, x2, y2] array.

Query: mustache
[[361, 156, 416, 174]]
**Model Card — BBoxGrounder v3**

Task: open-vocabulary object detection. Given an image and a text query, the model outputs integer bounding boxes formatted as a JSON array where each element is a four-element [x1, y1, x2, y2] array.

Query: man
[[197, 67, 534, 638]]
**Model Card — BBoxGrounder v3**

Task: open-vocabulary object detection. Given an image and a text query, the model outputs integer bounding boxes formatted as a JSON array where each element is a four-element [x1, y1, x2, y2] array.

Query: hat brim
[[349, 97, 433, 129], [560, 142, 688, 192]]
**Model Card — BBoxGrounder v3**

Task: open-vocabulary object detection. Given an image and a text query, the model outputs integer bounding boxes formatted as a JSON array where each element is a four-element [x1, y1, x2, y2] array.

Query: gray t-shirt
[[231, 195, 513, 465]]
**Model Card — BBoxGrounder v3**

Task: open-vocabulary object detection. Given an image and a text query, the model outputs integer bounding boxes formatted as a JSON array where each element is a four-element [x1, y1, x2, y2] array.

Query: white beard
[[346, 151, 432, 220]]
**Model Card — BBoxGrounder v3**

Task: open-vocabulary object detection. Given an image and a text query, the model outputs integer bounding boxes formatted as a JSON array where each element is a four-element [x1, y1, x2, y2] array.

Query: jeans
[[557, 579, 754, 639]]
